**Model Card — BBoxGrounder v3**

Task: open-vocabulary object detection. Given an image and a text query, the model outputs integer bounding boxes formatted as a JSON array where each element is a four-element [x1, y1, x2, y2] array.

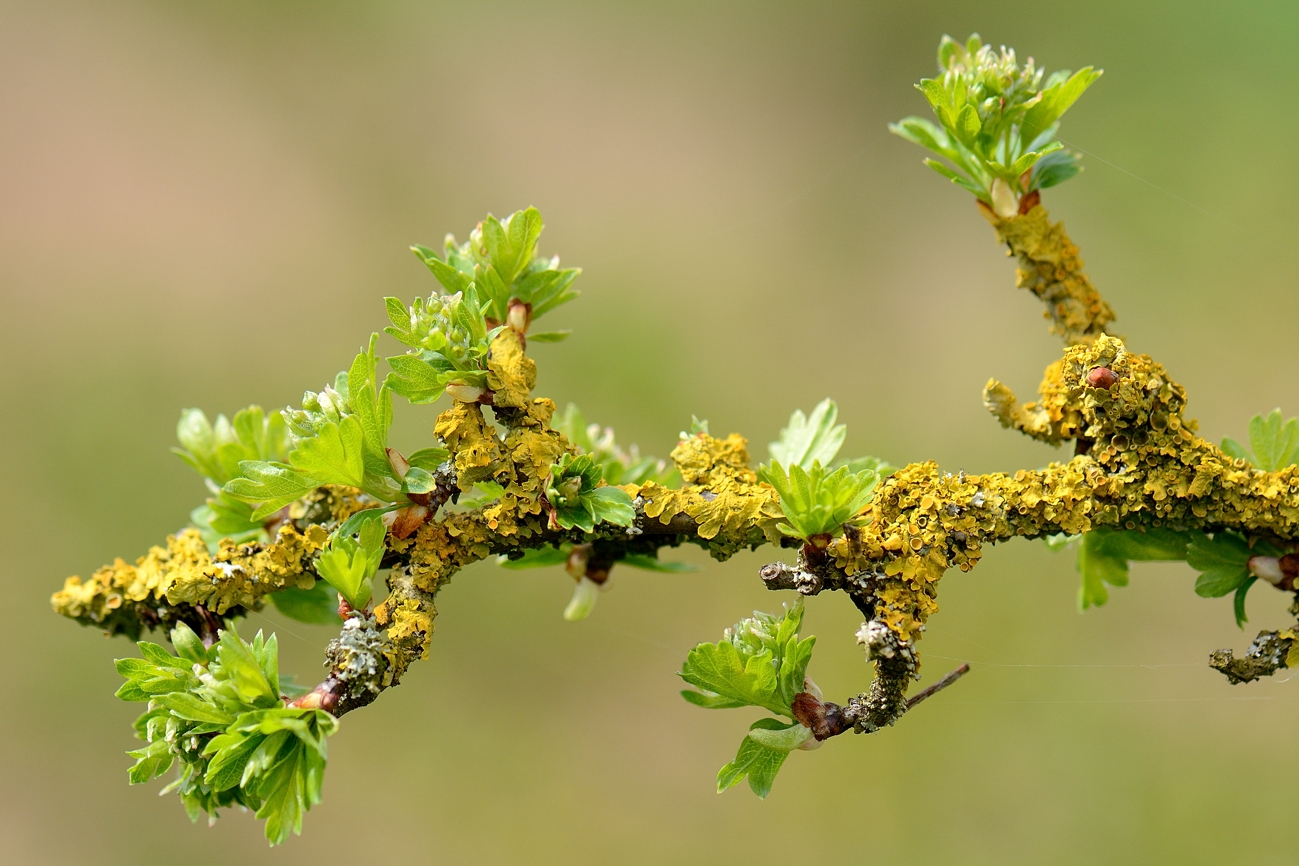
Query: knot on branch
[[760, 561, 823, 595], [1210, 630, 1295, 685], [292, 614, 391, 714], [841, 620, 921, 733]]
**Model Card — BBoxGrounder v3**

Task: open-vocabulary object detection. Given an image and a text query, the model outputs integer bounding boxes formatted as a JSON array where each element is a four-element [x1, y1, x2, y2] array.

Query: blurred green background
[[2, 1, 1297, 863]]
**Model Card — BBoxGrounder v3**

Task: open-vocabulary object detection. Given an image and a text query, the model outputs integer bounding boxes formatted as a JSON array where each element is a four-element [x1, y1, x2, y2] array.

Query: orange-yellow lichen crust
[[634, 431, 783, 559], [983, 358, 1086, 446], [372, 339, 573, 684], [833, 333, 1299, 643], [990, 203, 1115, 346], [51, 524, 328, 636]]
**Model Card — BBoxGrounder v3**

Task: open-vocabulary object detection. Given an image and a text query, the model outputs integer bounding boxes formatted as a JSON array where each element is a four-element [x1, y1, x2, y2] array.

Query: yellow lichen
[[635, 432, 783, 558], [992, 203, 1115, 346], [51, 524, 328, 634], [485, 328, 537, 408]]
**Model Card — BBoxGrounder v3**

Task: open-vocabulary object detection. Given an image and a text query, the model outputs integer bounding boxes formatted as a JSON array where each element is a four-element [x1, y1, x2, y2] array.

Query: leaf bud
[[506, 300, 531, 333], [1086, 367, 1118, 389], [563, 576, 599, 621], [990, 177, 1019, 219], [386, 447, 410, 479], [445, 383, 486, 403]]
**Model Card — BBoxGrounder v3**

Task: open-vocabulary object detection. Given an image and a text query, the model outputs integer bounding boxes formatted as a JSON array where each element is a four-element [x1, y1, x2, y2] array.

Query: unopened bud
[[990, 177, 1019, 220], [445, 383, 486, 403], [563, 576, 600, 621], [1086, 367, 1118, 390], [1250, 556, 1284, 587], [565, 544, 591, 580], [506, 300, 531, 333], [386, 447, 410, 479]]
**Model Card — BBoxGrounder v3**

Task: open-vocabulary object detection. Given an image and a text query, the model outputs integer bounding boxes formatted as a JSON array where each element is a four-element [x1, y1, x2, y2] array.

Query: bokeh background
[[2, 1, 1297, 863]]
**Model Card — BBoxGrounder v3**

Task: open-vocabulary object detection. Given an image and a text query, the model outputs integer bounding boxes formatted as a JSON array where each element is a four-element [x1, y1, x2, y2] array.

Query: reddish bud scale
[[1086, 366, 1118, 389]]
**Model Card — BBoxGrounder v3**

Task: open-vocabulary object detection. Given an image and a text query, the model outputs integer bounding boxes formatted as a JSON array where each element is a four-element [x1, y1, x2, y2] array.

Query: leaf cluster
[[1074, 527, 1276, 627], [116, 624, 337, 846], [383, 287, 497, 402], [890, 34, 1100, 208], [315, 510, 387, 609], [225, 337, 404, 518], [554, 403, 677, 487], [544, 452, 636, 533], [759, 400, 889, 540], [1222, 409, 1299, 471], [679, 599, 817, 797], [759, 461, 878, 541], [415, 206, 579, 331], [174, 406, 291, 548]]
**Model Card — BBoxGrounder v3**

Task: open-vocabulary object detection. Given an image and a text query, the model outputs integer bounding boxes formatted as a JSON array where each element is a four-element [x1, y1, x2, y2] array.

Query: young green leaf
[[1224, 409, 1299, 471], [224, 462, 320, 521], [1234, 576, 1258, 629], [270, 583, 340, 625], [768, 399, 847, 470], [716, 719, 798, 798], [757, 460, 879, 540], [117, 625, 339, 845], [1187, 532, 1252, 598], [892, 35, 1101, 206], [287, 416, 366, 489], [679, 598, 814, 718], [315, 517, 387, 609], [544, 452, 637, 532], [1075, 527, 1192, 610]]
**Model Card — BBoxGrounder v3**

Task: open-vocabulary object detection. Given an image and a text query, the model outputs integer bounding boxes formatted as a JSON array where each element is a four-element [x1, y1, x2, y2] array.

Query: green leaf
[[924, 158, 986, 198], [1234, 576, 1257, 628], [525, 330, 571, 343], [1022, 67, 1102, 140], [347, 334, 395, 477], [716, 719, 794, 798], [1031, 148, 1081, 189], [888, 116, 957, 160], [1075, 527, 1191, 610], [315, 517, 386, 608], [482, 207, 544, 286], [619, 553, 698, 573], [746, 721, 814, 752], [1221, 436, 1254, 465], [955, 102, 981, 145], [170, 622, 208, 665], [758, 460, 879, 540], [410, 246, 472, 295], [402, 466, 437, 495], [127, 740, 174, 784], [406, 446, 449, 471], [679, 690, 748, 709], [334, 505, 396, 540], [155, 693, 236, 726], [288, 416, 366, 489], [679, 599, 812, 718], [270, 583, 339, 625], [1097, 527, 1192, 562], [385, 356, 453, 404], [1188, 532, 1252, 598], [1248, 409, 1299, 471], [768, 399, 846, 470], [1076, 530, 1126, 609], [224, 462, 320, 521], [587, 486, 635, 527], [681, 641, 784, 716]]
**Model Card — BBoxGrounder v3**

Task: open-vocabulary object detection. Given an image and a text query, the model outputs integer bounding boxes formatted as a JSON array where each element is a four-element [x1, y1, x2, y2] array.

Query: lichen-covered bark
[[53, 202, 1299, 730], [986, 196, 1116, 345]]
